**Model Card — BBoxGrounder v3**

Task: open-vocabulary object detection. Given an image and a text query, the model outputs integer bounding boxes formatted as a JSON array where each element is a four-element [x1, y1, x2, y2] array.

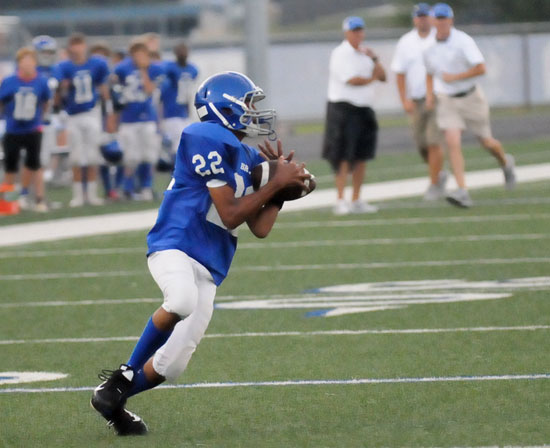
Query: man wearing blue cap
[[424, 3, 516, 208], [391, 3, 447, 201], [323, 16, 386, 215]]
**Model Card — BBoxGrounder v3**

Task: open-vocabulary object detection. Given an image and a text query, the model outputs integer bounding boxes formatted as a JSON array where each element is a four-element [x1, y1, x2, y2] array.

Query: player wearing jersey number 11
[[91, 71, 311, 436]]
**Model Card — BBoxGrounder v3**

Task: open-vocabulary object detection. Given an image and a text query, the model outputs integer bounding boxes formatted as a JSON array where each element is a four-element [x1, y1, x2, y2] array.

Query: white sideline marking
[[2, 373, 550, 393], [0, 163, 548, 247], [274, 213, 550, 229], [0, 372, 68, 385], [314, 277, 550, 294], [2, 325, 550, 345], [1, 233, 547, 258], [1, 258, 550, 281], [0, 297, 160, 308], [232, 258, 550, 272]]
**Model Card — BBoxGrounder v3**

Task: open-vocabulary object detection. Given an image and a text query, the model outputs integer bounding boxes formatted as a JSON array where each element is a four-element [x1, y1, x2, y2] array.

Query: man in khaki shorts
[[424, 3, 516, 208], [391, 3, 447, 201]]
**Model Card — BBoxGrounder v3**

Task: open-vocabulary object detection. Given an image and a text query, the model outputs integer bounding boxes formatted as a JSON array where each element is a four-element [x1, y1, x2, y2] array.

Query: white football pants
[[66, 108, 102, 166], [162, 117, 191, 153], [118, 121, 159, 170], [147, 249, 216, 381]]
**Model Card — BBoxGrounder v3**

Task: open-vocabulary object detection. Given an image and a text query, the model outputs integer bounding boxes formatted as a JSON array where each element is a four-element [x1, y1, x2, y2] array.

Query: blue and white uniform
[[146, 120, 264, 380], [57, 56, 110, 166], [160, 61, 199, 153], [0, 73, 51, 173], [147, 121, 264, 285], [0, 73, 51, 135], [114, 59, 165, 169], [37, 64, 64, 162]]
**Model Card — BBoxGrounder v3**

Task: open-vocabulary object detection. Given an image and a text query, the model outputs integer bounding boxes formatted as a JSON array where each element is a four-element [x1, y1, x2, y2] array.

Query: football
[[251, 160, 316, 202]]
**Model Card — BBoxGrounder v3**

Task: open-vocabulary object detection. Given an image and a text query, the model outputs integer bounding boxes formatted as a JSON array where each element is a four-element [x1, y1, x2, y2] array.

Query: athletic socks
[[71, 182, 84, 202], [115, 166, 124, 189], [137, 162, 153, 189], [127, 317, 172, 371], [99, 165, 111, 194], [127, 367, 156, 398], [123, 175, 135, 197]]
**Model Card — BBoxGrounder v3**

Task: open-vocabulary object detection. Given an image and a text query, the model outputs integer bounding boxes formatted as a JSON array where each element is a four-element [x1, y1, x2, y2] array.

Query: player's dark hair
[[129, 41, 148, 55], [89, 42, 111, 57], [174, 42, 188, 66], [67, 32, 86, 46]]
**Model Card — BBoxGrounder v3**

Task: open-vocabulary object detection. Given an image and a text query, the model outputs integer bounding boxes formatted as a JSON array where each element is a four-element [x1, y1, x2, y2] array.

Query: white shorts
[[66, 108, 102, 166], [40, 123, 57, 165], [148, 249, 217, 381], [118, 121, 159, 169], [162, 117, 191, 153]]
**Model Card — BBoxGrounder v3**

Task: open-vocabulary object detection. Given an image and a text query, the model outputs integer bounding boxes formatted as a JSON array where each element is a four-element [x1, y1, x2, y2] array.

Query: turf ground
[[0, 138, 549, 447]]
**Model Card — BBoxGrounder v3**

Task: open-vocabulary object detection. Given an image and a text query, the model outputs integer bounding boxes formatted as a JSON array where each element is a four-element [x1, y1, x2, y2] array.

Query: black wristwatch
[[372, 56, 379, 63]]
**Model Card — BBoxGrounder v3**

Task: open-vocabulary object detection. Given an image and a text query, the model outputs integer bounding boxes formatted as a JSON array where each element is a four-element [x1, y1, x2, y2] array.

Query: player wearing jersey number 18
[[0, 47, 51, 212], [91, 71, 310, 436]]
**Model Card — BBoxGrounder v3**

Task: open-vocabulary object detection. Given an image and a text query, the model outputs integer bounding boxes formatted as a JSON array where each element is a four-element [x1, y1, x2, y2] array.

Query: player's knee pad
[[161, 280, 199, 318]]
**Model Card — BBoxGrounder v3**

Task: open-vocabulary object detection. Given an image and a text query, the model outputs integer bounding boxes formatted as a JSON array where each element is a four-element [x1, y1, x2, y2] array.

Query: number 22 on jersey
[[192, 151, 224, 176]]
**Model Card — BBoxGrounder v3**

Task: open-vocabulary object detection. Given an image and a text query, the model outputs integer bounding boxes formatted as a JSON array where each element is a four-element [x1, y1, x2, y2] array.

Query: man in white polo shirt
[[391, 3, 447, 201], [424, 2, 516, 208], [323, 16, 386, 215]]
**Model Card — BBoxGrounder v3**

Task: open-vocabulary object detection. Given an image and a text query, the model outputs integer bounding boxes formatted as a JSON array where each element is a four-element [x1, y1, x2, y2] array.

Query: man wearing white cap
[[424, 2, 516, 208], [391, 3, 447, 201], [323, 16, 386, 215]]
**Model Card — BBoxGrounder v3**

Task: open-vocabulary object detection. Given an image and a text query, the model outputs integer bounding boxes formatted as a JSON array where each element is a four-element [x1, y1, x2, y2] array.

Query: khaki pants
[[436, 86, 493, 138], [409, 98, 443, 160]]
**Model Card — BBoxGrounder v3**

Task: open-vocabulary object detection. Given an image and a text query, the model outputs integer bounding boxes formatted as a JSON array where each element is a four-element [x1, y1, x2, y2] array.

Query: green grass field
[[1, 137, 550, 447]]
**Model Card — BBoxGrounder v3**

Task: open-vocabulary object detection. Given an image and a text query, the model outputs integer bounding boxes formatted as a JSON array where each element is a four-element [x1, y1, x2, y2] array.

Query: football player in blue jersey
[[57, 32, 114, 207], [0, 47, 51, 212], [32, 35, 67, 190], [160, 42, 199, 155], [114, 39, 165, 200], [91, 71, 310, 435], [89, 42, 125, 201]]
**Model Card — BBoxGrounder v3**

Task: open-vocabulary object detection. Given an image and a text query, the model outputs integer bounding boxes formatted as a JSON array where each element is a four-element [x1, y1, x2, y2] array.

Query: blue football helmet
[[194, 71, 276, 138], [32, 35, 57, 67], [100, 140, 123, 164]]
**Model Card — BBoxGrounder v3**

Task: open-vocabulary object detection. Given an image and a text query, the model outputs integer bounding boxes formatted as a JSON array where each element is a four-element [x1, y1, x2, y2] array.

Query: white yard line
[[274, 213, 550, 229], [0, 163, 548, 247], [0, 233, 547, 258], [2, 373, 550, 394], [1, 325, 550, 346], [1, 257, 549, 281]]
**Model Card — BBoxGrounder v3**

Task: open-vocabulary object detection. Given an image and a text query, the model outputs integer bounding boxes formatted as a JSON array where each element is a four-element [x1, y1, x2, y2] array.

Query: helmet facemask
[[37, 50, 57, 67], [222, 88, 276, 138]]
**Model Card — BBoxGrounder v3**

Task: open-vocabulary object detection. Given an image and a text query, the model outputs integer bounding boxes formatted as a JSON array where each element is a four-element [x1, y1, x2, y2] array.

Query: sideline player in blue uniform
[[114, 40, 165, 200], [32, 35, 65, 190], [160, 42, 199, 154], [0, 47, 51, 212], [91, 71, 310, 435], [57, 32, 113, 207]]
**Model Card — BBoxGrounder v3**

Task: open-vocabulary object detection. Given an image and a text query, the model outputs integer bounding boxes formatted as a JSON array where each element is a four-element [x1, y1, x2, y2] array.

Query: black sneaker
[[91, 364, 134, 420], [108, 407, 148, 436]]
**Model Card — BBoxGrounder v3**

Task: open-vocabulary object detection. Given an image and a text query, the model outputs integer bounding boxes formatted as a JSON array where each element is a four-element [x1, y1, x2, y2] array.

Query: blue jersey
[[161, 61, 198, 119], [114, 59, 164, 123], [0, 73, 51, 134], [57, 56, 109, 115], [147, 121, 265, 285], [37, 65, 61, 91]]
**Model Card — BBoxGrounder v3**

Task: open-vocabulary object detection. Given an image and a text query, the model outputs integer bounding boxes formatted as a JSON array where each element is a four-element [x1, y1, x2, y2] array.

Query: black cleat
[[108, 407, 148, 436], [91, 364, 134, 420]]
